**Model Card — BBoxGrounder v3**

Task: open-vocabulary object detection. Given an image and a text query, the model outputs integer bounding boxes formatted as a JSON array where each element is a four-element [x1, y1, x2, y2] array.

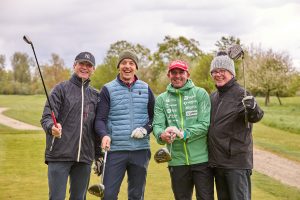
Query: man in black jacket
[[208, 52, 264, 200], [41, 52, 100, 200]]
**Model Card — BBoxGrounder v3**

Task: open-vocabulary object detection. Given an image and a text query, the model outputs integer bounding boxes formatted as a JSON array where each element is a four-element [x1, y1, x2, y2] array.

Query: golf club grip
[[51, 111, 61, 139], [51, 111, 58, 127]]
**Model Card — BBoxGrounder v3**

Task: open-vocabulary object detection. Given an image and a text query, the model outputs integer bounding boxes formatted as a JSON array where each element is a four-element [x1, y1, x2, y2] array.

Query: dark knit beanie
[[117, 50, 139, 69]]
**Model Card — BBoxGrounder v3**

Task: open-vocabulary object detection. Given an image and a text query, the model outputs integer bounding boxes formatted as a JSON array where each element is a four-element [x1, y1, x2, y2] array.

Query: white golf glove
[[131, 127, 147, 139], [165, 126, 184, 139]]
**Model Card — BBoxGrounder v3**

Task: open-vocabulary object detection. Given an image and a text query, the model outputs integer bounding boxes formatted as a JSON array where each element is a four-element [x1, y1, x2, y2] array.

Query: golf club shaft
[[241, 56, 249, 128], [31, 43, 60, 150], [102, 151, 108, 184], [23, 35, 59, 151]]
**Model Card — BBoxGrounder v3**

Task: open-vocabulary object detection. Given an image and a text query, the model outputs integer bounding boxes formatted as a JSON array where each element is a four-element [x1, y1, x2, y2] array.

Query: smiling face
[[167, 68, 190, 89], [211, 68, 233, 87], [118, 58, 137, 83], [73, 61, 95, 80]]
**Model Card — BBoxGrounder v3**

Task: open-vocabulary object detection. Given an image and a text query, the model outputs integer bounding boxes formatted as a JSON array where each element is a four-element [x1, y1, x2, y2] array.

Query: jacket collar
[[116, 74, 138, 88], [216, 77, 236, 93], [70, 73, 90, 87], [167, 79, 195, 94]]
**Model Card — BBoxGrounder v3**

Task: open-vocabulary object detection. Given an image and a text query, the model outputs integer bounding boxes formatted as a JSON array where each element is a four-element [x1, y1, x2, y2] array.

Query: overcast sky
[[1, 0, 300, 70]]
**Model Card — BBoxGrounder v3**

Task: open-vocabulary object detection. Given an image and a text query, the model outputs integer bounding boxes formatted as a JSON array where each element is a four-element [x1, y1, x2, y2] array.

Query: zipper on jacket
[[77, 79, 85, 162], [129, 87, 134, 137], [177, 90, 189, 165]]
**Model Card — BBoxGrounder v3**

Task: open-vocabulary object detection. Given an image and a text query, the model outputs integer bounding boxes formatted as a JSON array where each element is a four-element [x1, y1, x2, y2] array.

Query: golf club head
[[88, 184, 105, 198], [23, 35, 32, 45], [228, 44, 244, 60], [154, 147, 172, 163]]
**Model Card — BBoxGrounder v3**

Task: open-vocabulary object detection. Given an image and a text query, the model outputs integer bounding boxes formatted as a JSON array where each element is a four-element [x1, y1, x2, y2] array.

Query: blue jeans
[[103, 150, 151, 200], [214, 168, 252, 200], [48, 161, 91, 200]]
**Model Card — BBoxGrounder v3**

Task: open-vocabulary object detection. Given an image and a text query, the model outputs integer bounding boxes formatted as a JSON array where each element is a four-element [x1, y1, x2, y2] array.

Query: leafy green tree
[[0, 54, 6, 82], [91, 57, 118, 90], [149, 35, 203, 94], [40, 53, 70, 91], [11, 52, 32, 83], [245, 46, 297, 105], [91, 40, 151, 90], [190, 54, 215, 93]]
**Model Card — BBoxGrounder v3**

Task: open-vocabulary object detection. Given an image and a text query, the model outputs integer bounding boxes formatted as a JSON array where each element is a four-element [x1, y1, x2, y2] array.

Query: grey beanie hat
[[117, 50, 139, 69], [210, 55, 235, 76]]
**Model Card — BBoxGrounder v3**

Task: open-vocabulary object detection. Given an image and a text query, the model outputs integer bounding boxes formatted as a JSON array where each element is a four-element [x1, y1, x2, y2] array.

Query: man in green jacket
[[153, 60, 214, 200]]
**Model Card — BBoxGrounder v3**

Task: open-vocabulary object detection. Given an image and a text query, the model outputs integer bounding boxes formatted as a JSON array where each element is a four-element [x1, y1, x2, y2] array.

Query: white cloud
[[0, 0, 299, 70]]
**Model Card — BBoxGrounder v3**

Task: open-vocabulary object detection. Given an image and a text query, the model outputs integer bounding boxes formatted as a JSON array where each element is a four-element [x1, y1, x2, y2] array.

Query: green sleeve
[[184, 88, 211, 142], [152, 94, 167, 145]]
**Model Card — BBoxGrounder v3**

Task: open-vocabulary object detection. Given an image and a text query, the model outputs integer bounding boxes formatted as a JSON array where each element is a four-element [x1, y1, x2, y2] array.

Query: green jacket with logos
[[153, 79, 211, 166]]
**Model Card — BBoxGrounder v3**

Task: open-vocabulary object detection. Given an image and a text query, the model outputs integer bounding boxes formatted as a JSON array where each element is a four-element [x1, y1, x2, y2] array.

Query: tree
[[190, 54, 215, 93], [153, 35, 202, 64], [149, 35, 203, 94], [0, 54, 6, 82], [215, 36, 241, 51], [245, 45, 297, 105], [105, 40, 151, 68], [91, 40, 151, 90], [40, 53, 70, 90], [11, 52, 32, 83]]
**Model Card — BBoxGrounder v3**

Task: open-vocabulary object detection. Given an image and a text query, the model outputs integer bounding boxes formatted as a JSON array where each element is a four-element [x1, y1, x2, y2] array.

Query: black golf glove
[[93, 157, 104, 176], [242, 96, 257, 110]]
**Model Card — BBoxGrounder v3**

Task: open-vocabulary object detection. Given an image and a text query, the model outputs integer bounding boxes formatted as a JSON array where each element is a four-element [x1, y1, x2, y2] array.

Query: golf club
[[228, 44, 249, 127], [88, 150, 108, 198], [23, 35, 60, 150]]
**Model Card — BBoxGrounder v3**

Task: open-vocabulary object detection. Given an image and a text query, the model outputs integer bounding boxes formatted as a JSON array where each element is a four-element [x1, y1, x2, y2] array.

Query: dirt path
[[0, 107, 42, 130], [254, 148, 300, 189], [0, 107, 299, 189]]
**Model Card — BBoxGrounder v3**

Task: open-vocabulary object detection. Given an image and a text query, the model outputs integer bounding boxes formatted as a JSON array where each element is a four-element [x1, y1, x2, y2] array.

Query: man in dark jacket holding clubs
[[208, 52, 264, 200], [41, 51, 100, 200]]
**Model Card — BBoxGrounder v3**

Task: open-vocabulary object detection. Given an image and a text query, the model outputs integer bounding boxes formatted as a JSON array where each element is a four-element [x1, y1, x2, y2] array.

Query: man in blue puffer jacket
[[94, 50, 155, 200]]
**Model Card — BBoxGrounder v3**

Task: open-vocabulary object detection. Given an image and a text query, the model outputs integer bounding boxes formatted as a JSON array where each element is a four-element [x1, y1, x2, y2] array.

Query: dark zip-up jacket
[[41, 74, 100, 164], [208, 78, 264, 169]]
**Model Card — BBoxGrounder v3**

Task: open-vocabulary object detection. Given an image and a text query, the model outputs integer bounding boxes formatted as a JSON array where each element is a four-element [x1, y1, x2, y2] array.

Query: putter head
[[228, 44, 244, 60], [88, 184, 105, 198], [154, 147, 172, 163]]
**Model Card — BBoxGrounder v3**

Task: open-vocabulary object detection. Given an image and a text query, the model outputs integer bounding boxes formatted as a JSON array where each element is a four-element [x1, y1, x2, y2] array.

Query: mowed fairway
[[0, 95, 300, 199]]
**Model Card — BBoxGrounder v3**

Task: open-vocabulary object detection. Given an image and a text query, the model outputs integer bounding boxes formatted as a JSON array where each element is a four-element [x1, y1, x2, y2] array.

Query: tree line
[[0, 36, 299, 106]]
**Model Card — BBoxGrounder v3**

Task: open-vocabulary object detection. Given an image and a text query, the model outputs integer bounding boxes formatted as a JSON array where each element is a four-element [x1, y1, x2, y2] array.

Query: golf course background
[[0, 95, 299, 199]]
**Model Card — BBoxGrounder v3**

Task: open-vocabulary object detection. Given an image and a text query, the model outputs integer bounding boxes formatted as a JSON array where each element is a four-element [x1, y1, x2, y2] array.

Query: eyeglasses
[[211, 69, 227, 76]]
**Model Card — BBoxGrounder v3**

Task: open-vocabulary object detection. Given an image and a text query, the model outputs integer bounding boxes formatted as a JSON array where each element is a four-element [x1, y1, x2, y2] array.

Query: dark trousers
[[168, 162, 214, 200], [103, 149, 151, 200], [214, 168, 252, 200], [48, 161, 91, 200]]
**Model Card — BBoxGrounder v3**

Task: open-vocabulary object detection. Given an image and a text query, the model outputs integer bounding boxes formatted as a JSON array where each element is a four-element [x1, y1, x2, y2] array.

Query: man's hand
[[160, 129, 176, 144], [242, 96, 257, 110], [93, 157, 104, 176], [131, 127, 147, 139], [51, 123, 62, 138], [165, 126, 184, 139], [101, 135, 111, 151]]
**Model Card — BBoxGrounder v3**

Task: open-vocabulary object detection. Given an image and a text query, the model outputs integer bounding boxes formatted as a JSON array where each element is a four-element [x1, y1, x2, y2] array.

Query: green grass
[[256, 96, 300, 135], [1, 131, 300, 199], [0, 95, 46, 126], [0, 95, 300, 199], [253, 123, 300, 162]]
